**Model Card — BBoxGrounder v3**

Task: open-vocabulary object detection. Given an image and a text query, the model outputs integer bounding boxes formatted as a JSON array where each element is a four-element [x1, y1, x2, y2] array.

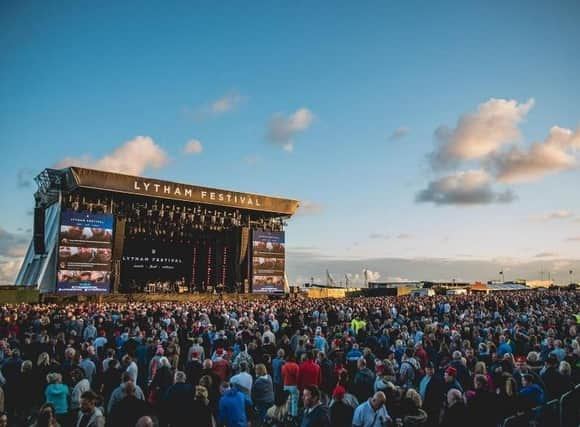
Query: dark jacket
[[467, 390, 500, 427], [107, 395, 152, 427], [300, 404, 330, 427], [329, 401, 353, 427], [163, 382, 195, 427], [352, 368, 375, 403], [441, 402, 468, 427], [541, 367, 571, 401]]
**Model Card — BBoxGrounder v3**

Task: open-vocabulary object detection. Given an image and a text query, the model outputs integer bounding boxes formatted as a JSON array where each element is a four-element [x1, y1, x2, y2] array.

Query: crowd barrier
[[501, 384, 580, 427]]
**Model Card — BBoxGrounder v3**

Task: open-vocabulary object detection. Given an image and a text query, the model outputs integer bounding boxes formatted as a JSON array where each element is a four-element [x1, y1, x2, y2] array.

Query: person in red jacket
[[298, 351, 321, 391], [281, 354, 300, 416], [212, 348, 230, 382]]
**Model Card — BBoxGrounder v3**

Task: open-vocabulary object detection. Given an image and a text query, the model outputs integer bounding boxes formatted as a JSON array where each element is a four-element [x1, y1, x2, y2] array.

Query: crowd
[[0, 289, 576, 427]]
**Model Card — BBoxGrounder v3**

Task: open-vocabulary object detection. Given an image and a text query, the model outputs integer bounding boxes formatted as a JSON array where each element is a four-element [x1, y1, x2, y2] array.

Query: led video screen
[[251, 230, 285, 293], [56, 210, 113, 293]]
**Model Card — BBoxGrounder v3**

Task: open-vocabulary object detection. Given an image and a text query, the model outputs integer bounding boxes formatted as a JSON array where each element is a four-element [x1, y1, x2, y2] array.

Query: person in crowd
[[300, 385, 330, 427], [329, 386, 354, 427], [185, 350, 204, 387], [352, 391, 390, 427], [107, 372, 146, 414], [400, 389, 427, 427], [541, 354, 571, 401], [108, 381, 151, 427], [163, 371, 195, 427], [74, 390, 105, 427], [272, 349, 286, 390], [253, 363, 275, 423], [70, 368, 91, 413], [230, 361, 253, 397], [44, 373, 69, 426], [264, 389, 298, 427], [498, 375, 519, 419], [443, 367, 463, 393], [219, 382, 253, 427], [298, 351, 321, 391], [467, 374, 499, 427], [518, 373, 545, 410], [440, 389, 467, 427], [352, 357, 375, 404], [147, 356, 172, 407], [190, 385, 214, 427], [282, 354, 300, 417]]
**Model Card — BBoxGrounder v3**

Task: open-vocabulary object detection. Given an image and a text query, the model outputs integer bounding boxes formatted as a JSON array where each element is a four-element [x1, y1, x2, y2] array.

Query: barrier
[[501, 384, 580, 427]]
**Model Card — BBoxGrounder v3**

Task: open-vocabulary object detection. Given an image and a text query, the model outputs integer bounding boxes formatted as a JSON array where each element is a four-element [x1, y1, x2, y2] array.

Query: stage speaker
[[112, 218, 126, 260], [33, 207, 46, 254], [239, 227, 250, 262]]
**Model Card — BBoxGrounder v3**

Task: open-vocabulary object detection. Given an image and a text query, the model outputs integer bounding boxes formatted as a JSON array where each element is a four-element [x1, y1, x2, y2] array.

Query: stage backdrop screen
[[57, 210, 113, 293], [251, 230, 285, 294]]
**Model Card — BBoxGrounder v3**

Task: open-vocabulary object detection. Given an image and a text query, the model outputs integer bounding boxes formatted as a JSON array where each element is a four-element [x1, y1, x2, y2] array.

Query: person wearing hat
[[329, 385, 354, 427], [185, 350, 203, 387], [443, 366, 463, 393]]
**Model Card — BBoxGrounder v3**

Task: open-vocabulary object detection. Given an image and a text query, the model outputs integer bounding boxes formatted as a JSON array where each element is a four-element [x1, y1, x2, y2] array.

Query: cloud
[[369, 233, 389, 240], [243, 155, 261, 166], [532, 210, 572, 221], [430, 98, 534, 170], [55, 136, 168, 176], [185, 91, 245, 121], [17, 168, 34, 188], [535, 252, 557, 258], [397, 233, 412, 239], [266, 108, 314, 152], [490, 126, 580, 183], [296, 200, 324, 215], [388, 127, 410, 141], [0, 258, 22, 286], [416, 170, 516, 205], [566, 236, 580, 242], [0, 228, 29, 258], [183, 139, 203, 155]]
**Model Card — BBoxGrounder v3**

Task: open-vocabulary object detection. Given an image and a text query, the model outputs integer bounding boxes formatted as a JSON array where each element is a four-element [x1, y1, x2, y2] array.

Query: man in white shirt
[[229, 361, 253, 397]]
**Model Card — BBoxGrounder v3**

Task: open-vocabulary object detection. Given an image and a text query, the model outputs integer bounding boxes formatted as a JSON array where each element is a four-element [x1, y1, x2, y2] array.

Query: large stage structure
[[15, 167, 299, 295]]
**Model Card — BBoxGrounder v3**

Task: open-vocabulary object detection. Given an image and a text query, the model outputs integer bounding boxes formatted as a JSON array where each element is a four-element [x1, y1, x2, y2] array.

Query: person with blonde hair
[[44, 373, 69, 424], [192, 385, 214, 427], [401, 389, 427, 426], [252, 363, 275, 423]]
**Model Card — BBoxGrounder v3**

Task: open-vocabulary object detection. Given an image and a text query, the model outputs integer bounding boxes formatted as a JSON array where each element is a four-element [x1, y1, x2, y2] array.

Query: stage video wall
[[57, 210, 113, 293], [251, 230, 285, 294], [121, 241, 193, 281]]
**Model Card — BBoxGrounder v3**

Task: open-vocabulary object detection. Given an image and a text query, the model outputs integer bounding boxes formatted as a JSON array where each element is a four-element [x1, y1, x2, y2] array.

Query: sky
[[1, 1, 580, 285]]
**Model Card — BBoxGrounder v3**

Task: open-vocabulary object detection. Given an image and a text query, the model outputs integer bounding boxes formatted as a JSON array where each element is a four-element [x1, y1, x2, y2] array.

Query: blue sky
[[1, 1, 580, 284]]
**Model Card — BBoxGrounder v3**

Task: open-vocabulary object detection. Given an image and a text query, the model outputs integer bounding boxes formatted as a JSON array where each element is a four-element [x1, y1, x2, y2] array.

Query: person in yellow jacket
[[351, 315, 367, 334]]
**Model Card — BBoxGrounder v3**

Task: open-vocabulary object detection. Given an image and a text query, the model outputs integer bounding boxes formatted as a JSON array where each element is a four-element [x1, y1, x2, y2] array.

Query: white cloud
[[183, 139, 203, 155], [243, 155, 261, 166], [369, 233, 389, 240], [397, 233, 412, 239], [532, 210, 572, 221], [430, 98, 534, 169], [185, 91, 245, 121], [364, 269, 381, 281], [0, 228, 29, 258], [0, 258, 22, 285], [490, 126, 580, 183], [266, 108, 314, 151], [296, 200, 324, 215], [388, 127, 410, 141], [416, 170, 516, 205], [210, 92, 243, 114], [55, 136, 168, 176]]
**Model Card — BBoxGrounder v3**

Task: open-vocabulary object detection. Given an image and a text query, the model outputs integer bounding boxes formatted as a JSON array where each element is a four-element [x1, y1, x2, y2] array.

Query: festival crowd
[[0, 289, 577, 427]]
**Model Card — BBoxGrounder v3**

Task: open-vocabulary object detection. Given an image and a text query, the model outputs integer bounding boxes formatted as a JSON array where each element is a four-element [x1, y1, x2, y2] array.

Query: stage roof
[[50, 167, 300, 215]]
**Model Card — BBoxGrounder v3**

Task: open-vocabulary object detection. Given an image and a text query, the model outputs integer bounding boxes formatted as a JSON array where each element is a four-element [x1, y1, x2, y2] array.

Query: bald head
[[370, 391, 386, 410], [447, 388, 463, 407], [136, 416, 155, 427]]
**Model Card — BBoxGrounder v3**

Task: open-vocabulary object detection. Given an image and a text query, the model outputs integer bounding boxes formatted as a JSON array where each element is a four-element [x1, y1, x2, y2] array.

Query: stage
[[16, 167, 299, 297]]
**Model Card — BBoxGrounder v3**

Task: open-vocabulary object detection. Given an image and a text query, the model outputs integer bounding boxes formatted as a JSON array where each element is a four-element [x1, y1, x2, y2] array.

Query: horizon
[[1, 1, 580, 285]]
